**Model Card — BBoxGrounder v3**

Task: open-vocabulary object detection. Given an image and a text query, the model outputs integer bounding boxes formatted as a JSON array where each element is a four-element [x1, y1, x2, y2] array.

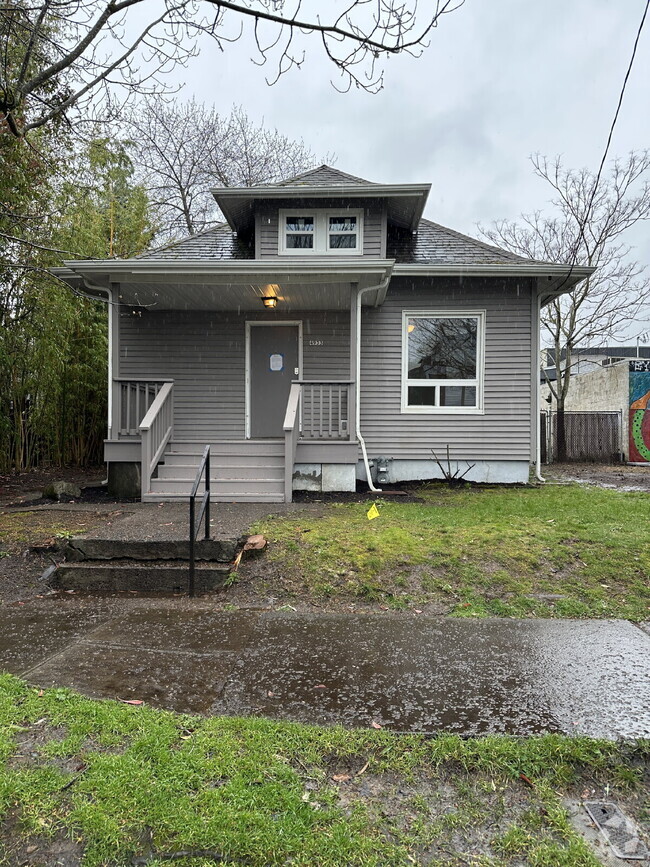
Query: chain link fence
[[541, 411, 623, 463]]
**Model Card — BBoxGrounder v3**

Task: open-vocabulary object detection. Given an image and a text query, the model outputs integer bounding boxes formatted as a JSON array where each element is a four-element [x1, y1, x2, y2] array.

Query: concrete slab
[[217, 615, 650, 738], [87, 609, 260, 653], [82, 501, 324, 542], [28, 642, 236, 714], [0, 601, 114, 675], [2, 600, 649, 737]]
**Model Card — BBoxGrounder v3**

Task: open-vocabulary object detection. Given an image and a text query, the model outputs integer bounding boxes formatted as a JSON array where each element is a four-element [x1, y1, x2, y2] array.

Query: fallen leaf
[[356, 762, 369, 776], [37, 690, 44, 697], [119, 699, 144, 706], [414, 609, 423, 614], [519, 773, 534, 788], [331, 773, 352, 783], [314, 684, 326, 689], [267, 691, 275, 697], [370, 721, 382, 729]]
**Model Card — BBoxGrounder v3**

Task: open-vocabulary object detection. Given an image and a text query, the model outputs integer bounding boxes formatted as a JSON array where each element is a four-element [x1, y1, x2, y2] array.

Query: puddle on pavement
[[2, 601, 649, 737]]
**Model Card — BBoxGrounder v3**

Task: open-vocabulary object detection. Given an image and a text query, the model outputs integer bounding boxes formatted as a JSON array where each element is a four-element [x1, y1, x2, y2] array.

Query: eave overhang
[[393, 263, 595, 304], [212, 183, 431, 233], [53, 259, 395, 311]]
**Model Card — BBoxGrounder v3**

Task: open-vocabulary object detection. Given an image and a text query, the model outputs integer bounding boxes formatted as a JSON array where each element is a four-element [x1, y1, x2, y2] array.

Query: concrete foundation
[[358, 458, 530, 485], [107, 461, 141, 499], [292, 463, 357, 492]]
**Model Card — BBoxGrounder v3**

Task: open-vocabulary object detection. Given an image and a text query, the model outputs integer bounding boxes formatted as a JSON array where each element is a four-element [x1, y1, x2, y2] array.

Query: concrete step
[[52, 561, 231, 593], [156, 463, 284, 481], [64, 538, 237, 563]]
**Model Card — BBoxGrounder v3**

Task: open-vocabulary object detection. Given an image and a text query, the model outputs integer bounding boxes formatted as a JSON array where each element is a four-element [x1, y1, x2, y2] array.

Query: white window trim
[[278, 209, 363, 255], [401, 310, 485, 415]]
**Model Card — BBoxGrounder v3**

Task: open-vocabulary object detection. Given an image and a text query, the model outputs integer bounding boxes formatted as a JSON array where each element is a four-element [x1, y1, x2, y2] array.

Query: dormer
[[211, 165, 431, 259]]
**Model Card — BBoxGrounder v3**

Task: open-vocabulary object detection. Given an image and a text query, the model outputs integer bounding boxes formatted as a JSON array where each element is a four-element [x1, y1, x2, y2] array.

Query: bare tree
[[481, 152, 650, 458], [126, 99, 318, 239], [0, 0, 463, 137]]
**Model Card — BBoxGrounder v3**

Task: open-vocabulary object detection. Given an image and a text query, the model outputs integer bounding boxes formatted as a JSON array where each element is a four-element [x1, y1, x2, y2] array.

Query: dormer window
[[279, 210, 363, 254]]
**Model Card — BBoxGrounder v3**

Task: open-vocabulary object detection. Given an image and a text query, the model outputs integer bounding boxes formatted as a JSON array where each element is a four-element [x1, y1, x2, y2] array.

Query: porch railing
[[113, 379, 173, 437], [283, 380, 354, 503], [139, 382, 174, 498], [283, 382, 302, 503], [298, 380, 353, 439]]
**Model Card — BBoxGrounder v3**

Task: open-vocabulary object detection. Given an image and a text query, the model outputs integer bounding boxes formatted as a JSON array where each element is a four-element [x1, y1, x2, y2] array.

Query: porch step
[[162, 453, 284, 469], [143, 491, 285, 503], [147, 440, 287, 503], [156, 463, 284, 481], [167, 440, 284, 456]]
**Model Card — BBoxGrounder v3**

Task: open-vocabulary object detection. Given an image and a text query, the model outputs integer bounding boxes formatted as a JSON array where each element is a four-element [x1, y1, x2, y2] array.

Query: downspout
[[355, 274, 392, 492], [534, 288, 545, 483], [80, 278, 114, 481]]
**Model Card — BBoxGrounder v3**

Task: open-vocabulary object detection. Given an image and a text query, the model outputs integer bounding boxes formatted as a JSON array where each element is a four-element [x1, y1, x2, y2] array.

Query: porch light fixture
[[262, 296, 278, 308]]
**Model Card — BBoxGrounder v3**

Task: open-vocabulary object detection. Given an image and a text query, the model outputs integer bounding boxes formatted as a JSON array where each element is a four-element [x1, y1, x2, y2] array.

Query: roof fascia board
[[64, 258, 394, 276], [393, 263, 594, 278], [211, 183, 431, 199]]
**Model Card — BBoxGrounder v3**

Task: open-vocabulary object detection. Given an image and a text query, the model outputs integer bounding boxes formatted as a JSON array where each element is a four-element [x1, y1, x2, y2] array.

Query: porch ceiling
[[117, 280, 358, 311], [56, 259, 394, 310]]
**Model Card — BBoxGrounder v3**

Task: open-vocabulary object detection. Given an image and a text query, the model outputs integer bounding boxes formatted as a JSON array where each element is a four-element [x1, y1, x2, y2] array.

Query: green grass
[[1, 676, 648, 865], [252, 484, 650, 620]]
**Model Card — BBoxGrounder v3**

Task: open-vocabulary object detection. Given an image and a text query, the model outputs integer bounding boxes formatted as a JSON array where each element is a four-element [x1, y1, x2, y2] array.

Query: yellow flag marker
[[367, 503, 380, 520]]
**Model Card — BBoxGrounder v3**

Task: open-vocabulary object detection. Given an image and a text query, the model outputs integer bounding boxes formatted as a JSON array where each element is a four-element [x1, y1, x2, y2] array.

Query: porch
[[105, 377, 359, 502]]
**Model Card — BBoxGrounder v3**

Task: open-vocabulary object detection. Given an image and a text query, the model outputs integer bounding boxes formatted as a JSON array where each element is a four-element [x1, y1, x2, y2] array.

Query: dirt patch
[[0, 467, 105, 506], [545, 462, 650, 491], [321, 764, 650, 865]]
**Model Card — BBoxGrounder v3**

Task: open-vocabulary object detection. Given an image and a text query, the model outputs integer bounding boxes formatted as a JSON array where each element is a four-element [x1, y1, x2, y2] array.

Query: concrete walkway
[[2, 596, 649, 739]]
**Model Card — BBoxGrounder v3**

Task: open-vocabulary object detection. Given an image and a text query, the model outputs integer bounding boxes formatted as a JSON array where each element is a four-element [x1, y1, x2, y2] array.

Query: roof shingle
[[270, 164, 377, 187], [388, 219, 534, 265]]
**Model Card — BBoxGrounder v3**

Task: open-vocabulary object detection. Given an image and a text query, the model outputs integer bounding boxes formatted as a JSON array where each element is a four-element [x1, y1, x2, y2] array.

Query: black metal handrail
[[188, 445, 211, 598]]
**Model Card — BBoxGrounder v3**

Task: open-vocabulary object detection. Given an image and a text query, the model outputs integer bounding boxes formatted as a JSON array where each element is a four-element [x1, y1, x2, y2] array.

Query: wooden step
[[156, 464, 284, 482], [142, 491, 285, 503], [168, 440, 284, 456], [160, 454, 284, 470]]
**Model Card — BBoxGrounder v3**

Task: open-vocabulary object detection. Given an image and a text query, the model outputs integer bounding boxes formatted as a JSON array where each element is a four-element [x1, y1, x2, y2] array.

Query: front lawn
[[1, 676, 648, 865], [251, 484, 650, 620]]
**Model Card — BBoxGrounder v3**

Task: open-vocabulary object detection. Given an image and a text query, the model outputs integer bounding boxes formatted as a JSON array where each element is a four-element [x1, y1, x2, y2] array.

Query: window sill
[[400, 407, 485, 415]]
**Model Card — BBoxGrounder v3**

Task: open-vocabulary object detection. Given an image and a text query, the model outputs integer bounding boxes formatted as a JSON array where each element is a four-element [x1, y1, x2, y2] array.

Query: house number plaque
[[309, 340, 324, 346]]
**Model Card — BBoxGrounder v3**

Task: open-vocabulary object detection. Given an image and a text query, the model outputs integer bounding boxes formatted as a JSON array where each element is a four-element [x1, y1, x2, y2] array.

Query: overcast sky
[[165, 0, 650, 341]]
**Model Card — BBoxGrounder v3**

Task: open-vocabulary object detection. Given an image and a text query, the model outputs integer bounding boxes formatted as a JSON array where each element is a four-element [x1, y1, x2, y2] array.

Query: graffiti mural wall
[[629, 360, 650, 464]]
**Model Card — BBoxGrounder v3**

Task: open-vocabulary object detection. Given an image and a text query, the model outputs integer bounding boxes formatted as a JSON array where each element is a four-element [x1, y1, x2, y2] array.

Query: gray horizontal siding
[[257, 199, 384, 258], [359, 277, 534, 461], [118, 309, 350, 441]]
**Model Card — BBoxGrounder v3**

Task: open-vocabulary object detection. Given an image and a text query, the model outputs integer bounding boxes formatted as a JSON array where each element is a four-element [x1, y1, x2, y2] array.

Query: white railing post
[[283, 382, 302, 503], [138, 382, 174, 498]]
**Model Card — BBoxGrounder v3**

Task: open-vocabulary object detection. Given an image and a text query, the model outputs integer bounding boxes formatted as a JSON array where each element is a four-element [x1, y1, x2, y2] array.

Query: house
[[55, 165, 593, 501]]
